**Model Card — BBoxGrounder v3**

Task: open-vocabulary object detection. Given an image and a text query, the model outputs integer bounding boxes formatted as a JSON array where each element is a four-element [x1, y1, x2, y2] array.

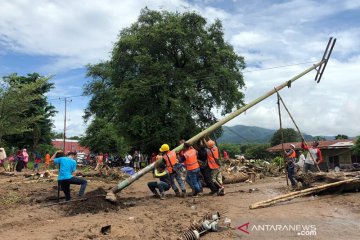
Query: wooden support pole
[[276, 92, 289, 187], [249, 178, 358, 209], [276, 91, 321, 172]]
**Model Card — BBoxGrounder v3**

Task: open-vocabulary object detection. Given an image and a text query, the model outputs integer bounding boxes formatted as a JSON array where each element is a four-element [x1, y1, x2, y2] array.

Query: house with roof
[[51, 139, 90, 155], [267, 139, 359, 169]]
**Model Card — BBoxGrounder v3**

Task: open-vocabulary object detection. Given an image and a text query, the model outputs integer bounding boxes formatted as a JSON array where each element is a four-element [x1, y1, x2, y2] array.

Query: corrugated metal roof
[[267, 139, 355, 152]]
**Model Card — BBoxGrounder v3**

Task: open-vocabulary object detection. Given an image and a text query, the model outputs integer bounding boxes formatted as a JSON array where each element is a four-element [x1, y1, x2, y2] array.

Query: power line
[[47, 95, 86, 101], [243, 61, 317, 73], [46, 61, 317, 99]]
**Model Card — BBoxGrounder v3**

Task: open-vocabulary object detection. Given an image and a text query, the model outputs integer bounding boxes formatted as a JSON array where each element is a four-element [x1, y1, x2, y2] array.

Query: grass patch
[[0, 192, 22, 205]]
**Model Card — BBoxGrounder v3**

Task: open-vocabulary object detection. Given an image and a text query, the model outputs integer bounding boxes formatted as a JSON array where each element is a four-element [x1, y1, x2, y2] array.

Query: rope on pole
[[275, 91, 321, 172]]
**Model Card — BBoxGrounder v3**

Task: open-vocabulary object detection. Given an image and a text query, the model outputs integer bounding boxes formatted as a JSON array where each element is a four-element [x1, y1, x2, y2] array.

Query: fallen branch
[[43, 198, 88, 207], [249, 178, 359, 209]]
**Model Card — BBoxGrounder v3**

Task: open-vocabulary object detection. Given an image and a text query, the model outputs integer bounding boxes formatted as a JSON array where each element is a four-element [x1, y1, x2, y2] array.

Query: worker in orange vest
[[205, 139, 225, 196], [147, 160, 171, 200], [285, 144, 297, 190], [180, 143, 202, 196], [159, 144, 186, 197]]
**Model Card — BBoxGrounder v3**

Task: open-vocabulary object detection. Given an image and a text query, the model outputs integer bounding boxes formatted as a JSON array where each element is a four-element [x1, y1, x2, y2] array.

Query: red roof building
[[51, 139, 90, 155]]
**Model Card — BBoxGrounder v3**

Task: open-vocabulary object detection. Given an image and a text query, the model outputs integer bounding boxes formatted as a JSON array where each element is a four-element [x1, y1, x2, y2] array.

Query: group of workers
[[147, 139, 225, 200], [285, 138, 323, 190]]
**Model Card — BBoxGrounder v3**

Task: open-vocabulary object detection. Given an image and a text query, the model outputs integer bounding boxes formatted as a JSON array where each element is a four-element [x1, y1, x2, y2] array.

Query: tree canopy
[[270, 128, 301, 146], [1, 73, 56, 150], [84, 9, 246, 153], [335, 134, 348, 140], [244, 143, 272, 160], [79, 118, 128, 154]]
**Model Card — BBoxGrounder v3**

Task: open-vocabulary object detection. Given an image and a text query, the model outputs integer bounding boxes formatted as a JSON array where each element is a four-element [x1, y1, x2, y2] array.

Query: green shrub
[[272, 156, 284, 166]]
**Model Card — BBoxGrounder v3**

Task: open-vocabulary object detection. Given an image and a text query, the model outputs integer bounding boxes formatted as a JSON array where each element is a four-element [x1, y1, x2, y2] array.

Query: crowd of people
[[285, 138, 323, 190], [0, 148, 51, 172], [0, 141, 229, 201]]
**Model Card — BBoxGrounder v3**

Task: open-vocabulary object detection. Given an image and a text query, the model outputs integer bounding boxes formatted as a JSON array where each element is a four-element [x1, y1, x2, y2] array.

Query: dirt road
[[0, 172, 359, 240]]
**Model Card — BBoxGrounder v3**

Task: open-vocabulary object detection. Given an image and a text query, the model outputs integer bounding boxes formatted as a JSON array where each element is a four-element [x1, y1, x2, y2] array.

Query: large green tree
[[84, 9, 246, 153], [0, 77, 42, 145], [270, 128, 301, 146], [335, 134, 348, 140], [244, 143, 272, 160], [218, 143, 241, 158], [2, 73, 56, 150], [79, 118, 128, 154]]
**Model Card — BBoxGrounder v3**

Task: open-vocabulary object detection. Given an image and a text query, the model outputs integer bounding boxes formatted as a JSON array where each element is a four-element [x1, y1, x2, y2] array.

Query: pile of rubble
[[295, 170, 360, 189], [220, 158, 281, 184]]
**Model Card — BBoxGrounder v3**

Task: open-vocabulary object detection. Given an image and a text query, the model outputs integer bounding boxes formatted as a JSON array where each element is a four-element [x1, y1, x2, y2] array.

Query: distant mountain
[[217, 125, 316, 144]]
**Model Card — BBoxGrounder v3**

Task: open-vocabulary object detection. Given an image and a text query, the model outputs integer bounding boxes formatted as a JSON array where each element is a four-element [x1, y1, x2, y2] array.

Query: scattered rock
[[100, 225, 111, 235]]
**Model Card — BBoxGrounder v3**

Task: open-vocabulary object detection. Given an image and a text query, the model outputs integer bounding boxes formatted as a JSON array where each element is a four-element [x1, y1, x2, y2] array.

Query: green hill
[[217, 125, 315, 144]]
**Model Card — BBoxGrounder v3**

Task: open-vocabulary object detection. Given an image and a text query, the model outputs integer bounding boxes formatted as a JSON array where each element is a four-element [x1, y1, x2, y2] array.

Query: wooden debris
[[295, 171, 360, 187], [249, 178, 360, 209]]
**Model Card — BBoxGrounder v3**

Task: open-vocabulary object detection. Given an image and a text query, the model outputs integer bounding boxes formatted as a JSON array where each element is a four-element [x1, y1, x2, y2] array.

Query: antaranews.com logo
[[238, 222, 317, 236]]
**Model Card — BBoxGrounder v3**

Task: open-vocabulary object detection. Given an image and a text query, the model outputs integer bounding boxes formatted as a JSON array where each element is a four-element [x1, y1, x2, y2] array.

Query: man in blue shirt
[[51, 150, 87, 201]]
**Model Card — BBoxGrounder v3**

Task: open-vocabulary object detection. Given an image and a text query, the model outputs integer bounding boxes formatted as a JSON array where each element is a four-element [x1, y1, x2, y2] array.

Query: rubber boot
[[151, 190, 160, 198], [181, 190, 186, 198], [217, 186, 225, 196], [160, 192, 166, 200], [175, 190, 181, 197]]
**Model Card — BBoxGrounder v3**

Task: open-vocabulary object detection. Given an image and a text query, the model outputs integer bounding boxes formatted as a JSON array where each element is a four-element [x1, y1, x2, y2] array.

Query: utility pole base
[[105, 191, 117, 203]]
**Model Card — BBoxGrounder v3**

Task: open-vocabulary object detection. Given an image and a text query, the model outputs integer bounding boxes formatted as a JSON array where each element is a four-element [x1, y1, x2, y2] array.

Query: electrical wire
[[46, 60, 318, 99], [243, 61, 317, 73]]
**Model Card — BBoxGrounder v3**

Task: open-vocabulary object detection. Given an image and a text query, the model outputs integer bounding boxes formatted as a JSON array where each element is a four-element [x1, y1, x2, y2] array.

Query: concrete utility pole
[[105, 38, 336, 202], [61, 97, 72, 152]]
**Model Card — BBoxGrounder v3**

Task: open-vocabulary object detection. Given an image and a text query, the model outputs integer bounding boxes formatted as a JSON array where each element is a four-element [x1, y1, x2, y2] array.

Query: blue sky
[[1, 0, 359, 137]]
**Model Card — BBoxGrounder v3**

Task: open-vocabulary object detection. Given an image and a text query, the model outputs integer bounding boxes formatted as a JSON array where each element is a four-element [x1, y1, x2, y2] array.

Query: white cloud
[[52, 108, 88, 137], [226, 57, 360, 137], [0, 0, 187, 72], [231, 31, 268, 48], [1, 0, 359, 137]]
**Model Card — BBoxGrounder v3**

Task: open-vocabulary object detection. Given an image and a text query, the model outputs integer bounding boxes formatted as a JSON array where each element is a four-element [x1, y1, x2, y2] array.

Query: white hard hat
[[290, 144, 295, 149]]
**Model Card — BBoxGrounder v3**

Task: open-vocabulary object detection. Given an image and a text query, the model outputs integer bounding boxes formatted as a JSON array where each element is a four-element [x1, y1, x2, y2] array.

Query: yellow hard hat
[[159, 144, 170, 152], [206, 140, 215, 148]]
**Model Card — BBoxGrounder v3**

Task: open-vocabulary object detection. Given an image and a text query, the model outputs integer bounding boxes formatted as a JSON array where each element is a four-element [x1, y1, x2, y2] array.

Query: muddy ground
[[0, 171, 359, 240]]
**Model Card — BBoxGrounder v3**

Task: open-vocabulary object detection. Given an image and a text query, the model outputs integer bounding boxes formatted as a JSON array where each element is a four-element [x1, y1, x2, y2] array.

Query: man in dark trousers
[[285, 144, 297, 190], [51, 150, 87, 201], [197, 141, 219, 194], [147, 160, 171, 200]]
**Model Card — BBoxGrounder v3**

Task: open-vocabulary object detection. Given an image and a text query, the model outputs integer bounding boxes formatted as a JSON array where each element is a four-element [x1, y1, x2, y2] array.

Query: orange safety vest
[[207, 146, 220, 169], [163, 150, 177, 174], [183, 148, 200, 171], [287, 150, 296, 159]]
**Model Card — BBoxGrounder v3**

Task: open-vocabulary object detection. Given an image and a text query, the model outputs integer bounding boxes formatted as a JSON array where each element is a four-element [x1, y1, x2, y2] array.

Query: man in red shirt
[[301, 138, 323, 172]]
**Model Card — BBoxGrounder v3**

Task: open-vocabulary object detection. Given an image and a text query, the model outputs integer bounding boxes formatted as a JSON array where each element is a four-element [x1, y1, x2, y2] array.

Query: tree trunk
[[249, 178, 359, 209]]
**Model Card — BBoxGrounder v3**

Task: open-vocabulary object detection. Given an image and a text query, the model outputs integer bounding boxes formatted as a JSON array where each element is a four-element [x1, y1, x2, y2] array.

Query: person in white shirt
[[124, 154, 132, 167], [297, 150, 306, 170]]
